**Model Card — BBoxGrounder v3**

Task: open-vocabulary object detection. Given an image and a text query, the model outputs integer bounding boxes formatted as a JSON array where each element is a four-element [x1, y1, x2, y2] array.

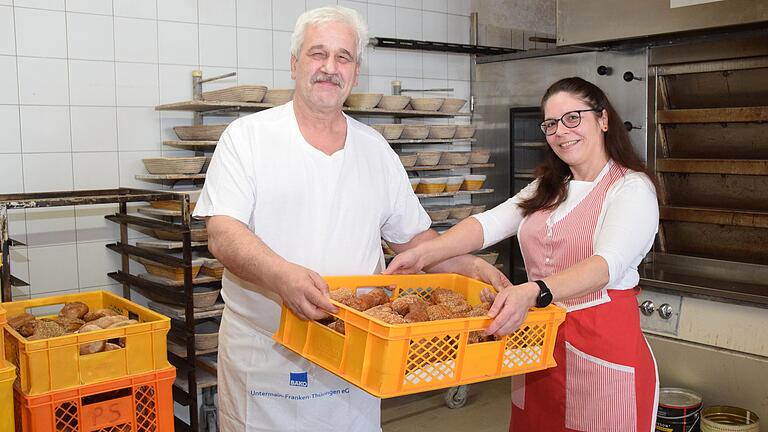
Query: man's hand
[[273, 261, 339, 321], [383, 247, 428, 275]]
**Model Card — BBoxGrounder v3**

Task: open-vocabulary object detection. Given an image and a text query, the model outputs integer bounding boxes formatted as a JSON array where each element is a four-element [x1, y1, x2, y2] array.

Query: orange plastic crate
[[2, 291, 171, 396], [1, 360, 16, 432], [14, 367, 175, 432], [273, 274, 565, 398]]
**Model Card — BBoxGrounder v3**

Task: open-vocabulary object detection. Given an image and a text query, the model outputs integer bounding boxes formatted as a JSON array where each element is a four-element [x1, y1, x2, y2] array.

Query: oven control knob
[[623, 71, 643, 82], [624, 121, 642, 131], [640, 300, 655, 316], [597, 65, 612, 76], [658, 303, 673, 320]]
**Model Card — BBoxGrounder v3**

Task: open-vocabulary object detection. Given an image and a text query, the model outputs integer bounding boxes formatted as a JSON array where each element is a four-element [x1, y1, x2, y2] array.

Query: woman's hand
[[467, 258, 540, 336], [485, 282, 540, 337]]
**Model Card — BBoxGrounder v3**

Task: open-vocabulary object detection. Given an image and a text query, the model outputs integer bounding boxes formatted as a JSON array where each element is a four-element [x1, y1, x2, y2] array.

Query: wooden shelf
[[136, 238, 209, 249], [657, 106, 768, 124], [163, 140, 217, 149], [407, 163, 494, 171], [137, 205, 185, 217], [135, 173, 206, 181], [156, 100, 470, 117], [164, 138, 477, 149], [138, 272, 221, 287], [656, 159, 768, 175], [416, 188, 494, 198], [195, 353, 218, 377], [167, 339, 218, 359], [149, 300, 225, 320], [174, 364, 217, 392], [660, 206, 768, 229], [137, 166, 494, 180], [389, 138, 476, 144]]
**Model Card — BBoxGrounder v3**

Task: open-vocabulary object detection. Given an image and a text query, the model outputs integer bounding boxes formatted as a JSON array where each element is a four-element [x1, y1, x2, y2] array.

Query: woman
[[386, 77, 659, 431]]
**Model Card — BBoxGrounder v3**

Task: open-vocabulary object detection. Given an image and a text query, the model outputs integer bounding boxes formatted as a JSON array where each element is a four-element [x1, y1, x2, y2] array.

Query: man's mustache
[[311, 72, 344, 87]]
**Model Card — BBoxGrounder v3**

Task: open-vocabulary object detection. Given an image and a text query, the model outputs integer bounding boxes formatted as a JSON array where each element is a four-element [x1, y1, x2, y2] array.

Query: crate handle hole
[[80, 337, 125, 356], [81, 388, 132, 406]]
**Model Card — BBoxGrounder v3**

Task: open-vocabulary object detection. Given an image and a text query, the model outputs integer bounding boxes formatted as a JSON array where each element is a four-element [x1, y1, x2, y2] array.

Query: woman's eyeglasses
[[540, 108, 603, 136]]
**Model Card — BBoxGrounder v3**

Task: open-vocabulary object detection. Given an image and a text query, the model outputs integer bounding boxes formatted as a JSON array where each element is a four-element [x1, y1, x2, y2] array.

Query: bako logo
[[289, 372, 308, 387]]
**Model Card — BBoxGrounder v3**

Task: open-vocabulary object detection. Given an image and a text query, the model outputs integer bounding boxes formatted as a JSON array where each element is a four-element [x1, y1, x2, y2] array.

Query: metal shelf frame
[[0, 188, 180, 302], [105, 194, 217, 432]]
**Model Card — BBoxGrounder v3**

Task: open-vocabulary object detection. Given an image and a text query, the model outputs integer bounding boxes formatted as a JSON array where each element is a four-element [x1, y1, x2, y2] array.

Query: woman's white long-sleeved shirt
[[472, 162, 659, 289]]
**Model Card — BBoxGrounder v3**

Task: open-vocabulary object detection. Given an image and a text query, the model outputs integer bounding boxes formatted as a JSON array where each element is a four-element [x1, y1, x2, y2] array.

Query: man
[[194, 6, 439, 431]]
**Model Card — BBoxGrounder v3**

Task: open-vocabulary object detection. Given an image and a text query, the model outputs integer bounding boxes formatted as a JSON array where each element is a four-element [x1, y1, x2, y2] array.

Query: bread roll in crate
[[273, 274, 564, 398]]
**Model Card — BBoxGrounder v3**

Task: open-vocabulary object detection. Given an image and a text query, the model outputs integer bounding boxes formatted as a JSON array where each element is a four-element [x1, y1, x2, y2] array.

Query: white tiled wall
[[1, 0, 473, 299]]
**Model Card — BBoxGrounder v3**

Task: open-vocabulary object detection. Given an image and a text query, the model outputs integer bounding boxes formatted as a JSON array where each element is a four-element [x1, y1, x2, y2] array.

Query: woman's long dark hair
[[518, 77, 654, 217]]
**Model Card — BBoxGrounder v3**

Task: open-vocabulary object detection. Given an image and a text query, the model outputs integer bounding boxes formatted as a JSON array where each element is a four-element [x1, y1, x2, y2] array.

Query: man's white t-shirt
[[194, 101, 431, 334]]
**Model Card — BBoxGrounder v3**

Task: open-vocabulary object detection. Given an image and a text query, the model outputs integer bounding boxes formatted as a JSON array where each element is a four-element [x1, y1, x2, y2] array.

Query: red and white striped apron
[[511, 162, 658, 431]]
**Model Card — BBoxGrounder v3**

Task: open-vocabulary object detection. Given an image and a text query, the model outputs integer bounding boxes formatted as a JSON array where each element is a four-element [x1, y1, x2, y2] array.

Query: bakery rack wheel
[[444, 385, 469, 409]]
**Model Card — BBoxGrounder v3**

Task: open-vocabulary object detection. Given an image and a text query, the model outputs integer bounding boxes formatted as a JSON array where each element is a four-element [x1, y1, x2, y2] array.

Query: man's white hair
[[290, 6, 368, 64]]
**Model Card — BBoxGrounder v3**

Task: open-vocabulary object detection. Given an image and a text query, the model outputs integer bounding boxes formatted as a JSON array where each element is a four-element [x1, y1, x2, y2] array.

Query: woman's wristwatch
[[533, 280, 553, 308]]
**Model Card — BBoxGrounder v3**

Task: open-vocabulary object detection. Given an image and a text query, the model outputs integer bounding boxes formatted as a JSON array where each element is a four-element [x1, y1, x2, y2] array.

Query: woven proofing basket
[[428, 125, 457, 139], [439, 98, 467, 113], [264, 89, 295, 104], [139, 257, 202, 281], [372, 124, 405, 140], [448, 205, 474, 220], [345, 93, 384, 109], [440, 152, 471, 165], [469, 150, 491, 164], [454, 124, 477, 138], [200, 259, 225, 279], [142, 157, 206, 174], [192, 288, 221, 308], [153, 227, 208, 242], [425, 207, 451, 221], [377, 95, 411, 110], [410, 98, 444, 111], [470, 204, 486, 215], [173, 124, 227, 141], [401, 125, 430, 139], [416, 151, 442, 166], [399, 154, 418, 167]]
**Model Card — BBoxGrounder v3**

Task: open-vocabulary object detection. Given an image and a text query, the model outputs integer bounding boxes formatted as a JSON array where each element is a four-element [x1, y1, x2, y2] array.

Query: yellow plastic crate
[[0, 360, 16, 432], [273, 274, 565, 398], [2, 290, 171, 396]]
